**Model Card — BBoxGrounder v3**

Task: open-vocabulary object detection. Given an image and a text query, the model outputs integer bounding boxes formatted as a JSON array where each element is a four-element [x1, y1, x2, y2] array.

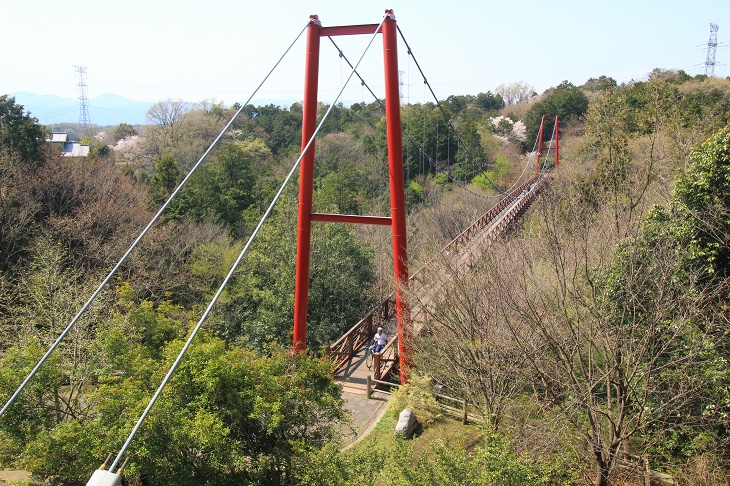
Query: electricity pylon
[[75, 65, 92, 129], [705, 23, 719, 77]]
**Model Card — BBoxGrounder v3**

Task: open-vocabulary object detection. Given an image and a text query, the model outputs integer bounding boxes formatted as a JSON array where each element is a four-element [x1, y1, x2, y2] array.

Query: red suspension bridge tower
[[293, 10, 412, 383], [535, 115, 559, 174]]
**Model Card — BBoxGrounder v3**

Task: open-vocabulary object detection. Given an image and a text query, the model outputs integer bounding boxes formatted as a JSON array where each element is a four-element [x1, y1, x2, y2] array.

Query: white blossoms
[[489, 116, 527, 143]]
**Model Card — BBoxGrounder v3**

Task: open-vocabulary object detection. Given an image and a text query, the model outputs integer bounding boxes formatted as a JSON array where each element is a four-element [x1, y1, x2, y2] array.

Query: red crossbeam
[[320, 24, 381, 36], [310, 213, 392, 225]]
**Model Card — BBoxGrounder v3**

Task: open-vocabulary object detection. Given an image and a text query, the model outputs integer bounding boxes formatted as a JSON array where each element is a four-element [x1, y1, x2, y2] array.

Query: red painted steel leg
[[293, 16, 321, 351], [382, 10, 411, 384], [554, 116, 559, 169], [536, 115, 545, 175]]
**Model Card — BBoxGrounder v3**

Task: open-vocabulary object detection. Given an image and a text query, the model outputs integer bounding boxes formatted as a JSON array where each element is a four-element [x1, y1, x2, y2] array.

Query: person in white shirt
[[372, 327, 387, 353]]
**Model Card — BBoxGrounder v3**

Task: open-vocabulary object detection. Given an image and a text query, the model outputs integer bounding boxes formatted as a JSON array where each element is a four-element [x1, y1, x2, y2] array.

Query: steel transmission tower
[[705, 23, 719, 77], [75, 65, 92, 129]]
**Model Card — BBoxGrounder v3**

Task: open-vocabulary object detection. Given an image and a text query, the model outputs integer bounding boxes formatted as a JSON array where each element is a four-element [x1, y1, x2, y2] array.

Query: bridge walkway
[[330, 173, 549, 400]]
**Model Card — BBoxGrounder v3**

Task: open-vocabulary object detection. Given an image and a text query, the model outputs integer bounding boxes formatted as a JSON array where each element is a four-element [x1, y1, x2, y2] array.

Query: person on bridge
[[372, 327, 387, 353]]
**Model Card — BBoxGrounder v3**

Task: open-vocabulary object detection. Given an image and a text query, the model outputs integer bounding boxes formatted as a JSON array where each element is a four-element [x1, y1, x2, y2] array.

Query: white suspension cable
[[0, 21, 310, 420], [104, 13, 387, 475], [329, 29, 546, 204], [500, 126, 544, 195], [397, 25, 508, 196], [327, 37, 500, 200]]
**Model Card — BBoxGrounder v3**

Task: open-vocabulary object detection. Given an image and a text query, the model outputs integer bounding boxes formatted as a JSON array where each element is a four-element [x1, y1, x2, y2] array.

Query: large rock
[[394, 408, 419, 439]]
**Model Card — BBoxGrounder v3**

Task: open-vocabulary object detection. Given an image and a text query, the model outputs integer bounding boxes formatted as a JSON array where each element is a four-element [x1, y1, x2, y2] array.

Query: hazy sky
[[2, 0, 728, 107]]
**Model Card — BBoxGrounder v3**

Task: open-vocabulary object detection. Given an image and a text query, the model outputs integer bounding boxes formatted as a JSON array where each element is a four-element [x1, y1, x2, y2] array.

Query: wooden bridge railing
[[371, 336, 398, 381], [441, 174, 544, 250], [327, 172, 549, 378], [438, 174, 539, 254], [409, 173, 544, 292], [366, 378, 469, 424], [482, 173, 547, 241], [615, 453, 674, 486], [325, 295, 396, 373]]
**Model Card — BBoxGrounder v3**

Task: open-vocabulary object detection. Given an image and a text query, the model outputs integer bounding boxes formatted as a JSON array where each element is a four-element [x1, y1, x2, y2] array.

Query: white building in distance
[[48, 132, 90, 157]]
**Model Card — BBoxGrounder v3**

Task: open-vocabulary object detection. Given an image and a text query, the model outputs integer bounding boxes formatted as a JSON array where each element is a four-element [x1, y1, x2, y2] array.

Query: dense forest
[[1, 67, 729, 485]]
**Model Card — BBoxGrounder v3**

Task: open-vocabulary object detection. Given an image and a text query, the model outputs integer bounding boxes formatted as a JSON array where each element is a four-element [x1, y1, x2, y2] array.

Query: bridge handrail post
[[374, 352, 381, 381], [366, 315, 373, 343], [346, 333, 353, 360], [366, 375, 372, 399]]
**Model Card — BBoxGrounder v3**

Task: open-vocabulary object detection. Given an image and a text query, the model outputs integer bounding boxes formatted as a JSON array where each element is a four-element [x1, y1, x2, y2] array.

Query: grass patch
[[349, 410, 484, 460], [296, 395, 587, 485]]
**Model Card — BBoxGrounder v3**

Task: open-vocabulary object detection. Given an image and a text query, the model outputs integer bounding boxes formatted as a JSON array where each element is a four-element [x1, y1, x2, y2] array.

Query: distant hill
[[7, 92, 336, 128], [8, 92, 155, 127]]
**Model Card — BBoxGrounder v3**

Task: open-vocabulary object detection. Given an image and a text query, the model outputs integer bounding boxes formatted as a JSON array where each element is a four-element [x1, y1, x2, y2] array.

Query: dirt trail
[[0, 470, 31, 485]]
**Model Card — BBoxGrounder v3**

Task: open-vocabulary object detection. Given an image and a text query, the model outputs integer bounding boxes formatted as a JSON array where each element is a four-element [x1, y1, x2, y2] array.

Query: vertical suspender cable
[[0, 21, 311, 420], [329, 37, 515, 200], [397, 24, 505, 195], [105, 13, 388, 475]]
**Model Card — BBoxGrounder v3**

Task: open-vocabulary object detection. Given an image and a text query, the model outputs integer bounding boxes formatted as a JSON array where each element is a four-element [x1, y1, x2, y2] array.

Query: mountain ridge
[[6, 92, 350, 127], [9, 92, 155, 127]]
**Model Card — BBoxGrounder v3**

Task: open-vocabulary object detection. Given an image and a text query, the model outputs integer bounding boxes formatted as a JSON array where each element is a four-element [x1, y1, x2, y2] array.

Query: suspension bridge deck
[[336, 345, 374, 394], [330, 173, 549, 400]]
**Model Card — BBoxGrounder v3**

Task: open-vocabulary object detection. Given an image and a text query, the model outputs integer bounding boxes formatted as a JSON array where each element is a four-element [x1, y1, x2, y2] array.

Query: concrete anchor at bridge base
[[85, 470, 121, 486]]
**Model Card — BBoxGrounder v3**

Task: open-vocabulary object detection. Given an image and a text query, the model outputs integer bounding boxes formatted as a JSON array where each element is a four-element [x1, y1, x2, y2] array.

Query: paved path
[[335, 345, 392, 447], [339, 389, 390, 448]]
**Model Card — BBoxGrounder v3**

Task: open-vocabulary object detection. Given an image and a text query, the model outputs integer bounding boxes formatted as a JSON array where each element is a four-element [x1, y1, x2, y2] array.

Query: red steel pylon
[[293, 10, 412, 384]]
